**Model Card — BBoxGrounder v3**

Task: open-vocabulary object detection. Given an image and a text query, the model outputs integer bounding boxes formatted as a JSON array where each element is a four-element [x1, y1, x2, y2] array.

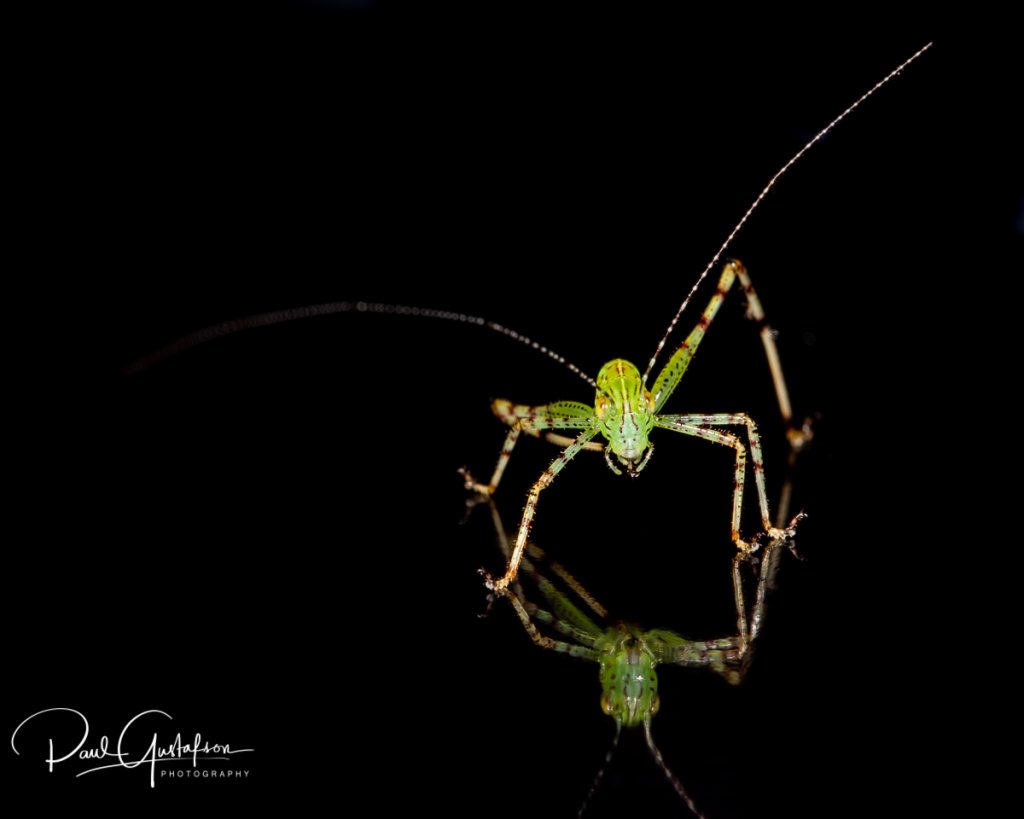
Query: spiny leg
[[749, 512, 806, 642], [731, 260, 814, 451], [651, 418, 753, 553], [462, 423, 522, 495], [461, 429, 604, 498], [724, 323, 811, 650], [727, 379, 810, 669], [502, 589, 602, 660], [495, 400, 605, 452], [462, 400, 596, 496], [730, 511, 806, 676], [656, 413, 797, 552], [483, 427, 600, 592], [541, 433, 605, 452], [643, 718, 708, 819], [649, 261, 739, 410], [728, 419, 808, 664], [729, 395, 806, 651], [732, 553, 755, 655], [649, 260, 812, 451]]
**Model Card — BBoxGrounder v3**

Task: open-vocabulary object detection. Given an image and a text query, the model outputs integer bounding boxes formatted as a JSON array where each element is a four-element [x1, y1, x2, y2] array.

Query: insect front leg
[[461, 422, 522, 496], [654, 413, 795, 554], [483, 426, 600, 593]]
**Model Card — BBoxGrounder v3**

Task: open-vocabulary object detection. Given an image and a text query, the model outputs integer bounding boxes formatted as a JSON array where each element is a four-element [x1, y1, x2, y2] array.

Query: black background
[[5, 4, 1015, 817]]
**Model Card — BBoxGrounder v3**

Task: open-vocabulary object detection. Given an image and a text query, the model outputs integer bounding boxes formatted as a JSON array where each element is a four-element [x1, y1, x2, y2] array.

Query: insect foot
[[456, 466, 498, 526], [755, 511, 808, 559], [478, 566, 500, 593], [457, 466, 494, 497], [476, 581, 505, 620], [787, 415, 816, 453], [781, 510, 809, 560]]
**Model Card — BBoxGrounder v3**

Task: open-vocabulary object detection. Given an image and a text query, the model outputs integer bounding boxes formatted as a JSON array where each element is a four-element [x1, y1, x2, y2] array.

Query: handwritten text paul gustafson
[[11, 708, 254, 787]]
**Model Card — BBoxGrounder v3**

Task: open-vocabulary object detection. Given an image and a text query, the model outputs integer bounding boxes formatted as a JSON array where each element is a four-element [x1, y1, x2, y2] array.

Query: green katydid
[[467, 42, 931, 593], [124, 44, 931, 596]]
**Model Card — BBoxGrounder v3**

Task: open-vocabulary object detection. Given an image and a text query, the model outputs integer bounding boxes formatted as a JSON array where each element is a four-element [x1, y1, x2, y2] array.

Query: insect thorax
[[595, 359, 656, 469], [598, 627, 660, 728]]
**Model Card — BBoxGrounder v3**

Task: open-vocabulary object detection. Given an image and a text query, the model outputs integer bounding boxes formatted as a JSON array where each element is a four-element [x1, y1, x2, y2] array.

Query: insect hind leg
[[731, 259, 814, 452]]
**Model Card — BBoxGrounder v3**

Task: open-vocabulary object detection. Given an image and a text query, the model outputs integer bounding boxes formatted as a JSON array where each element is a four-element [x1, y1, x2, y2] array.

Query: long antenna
[[642, 42, 933, 384], [578, 723, 622, 818], [123, 300, 599, 390], [644, 719, 707, 818]]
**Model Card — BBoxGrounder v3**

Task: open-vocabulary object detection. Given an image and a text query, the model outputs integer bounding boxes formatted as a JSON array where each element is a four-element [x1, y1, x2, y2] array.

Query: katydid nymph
[[124, 43, 931, 595], [466, 42, 931, 592]]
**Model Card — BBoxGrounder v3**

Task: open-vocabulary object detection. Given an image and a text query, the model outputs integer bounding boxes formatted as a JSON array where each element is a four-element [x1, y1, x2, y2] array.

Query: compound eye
[[596, 396, 610, 418], [650, 693, 660, 716], [645, 390, 655, 411], [600, 694, 613, 716]]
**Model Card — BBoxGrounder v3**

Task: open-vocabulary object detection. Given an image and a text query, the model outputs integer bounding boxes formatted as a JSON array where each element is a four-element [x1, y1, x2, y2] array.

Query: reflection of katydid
[[484, 498, 803, 818], [468, 43, 930, 592]]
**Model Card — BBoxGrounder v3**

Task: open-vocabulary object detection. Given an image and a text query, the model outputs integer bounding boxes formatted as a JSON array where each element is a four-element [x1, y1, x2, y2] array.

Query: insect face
[[595, 359, 657, 476]]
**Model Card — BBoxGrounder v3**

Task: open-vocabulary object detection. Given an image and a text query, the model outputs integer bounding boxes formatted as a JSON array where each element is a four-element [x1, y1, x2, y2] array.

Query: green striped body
[[598, 625, 660, 728], [595, 360, 656, 474]]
